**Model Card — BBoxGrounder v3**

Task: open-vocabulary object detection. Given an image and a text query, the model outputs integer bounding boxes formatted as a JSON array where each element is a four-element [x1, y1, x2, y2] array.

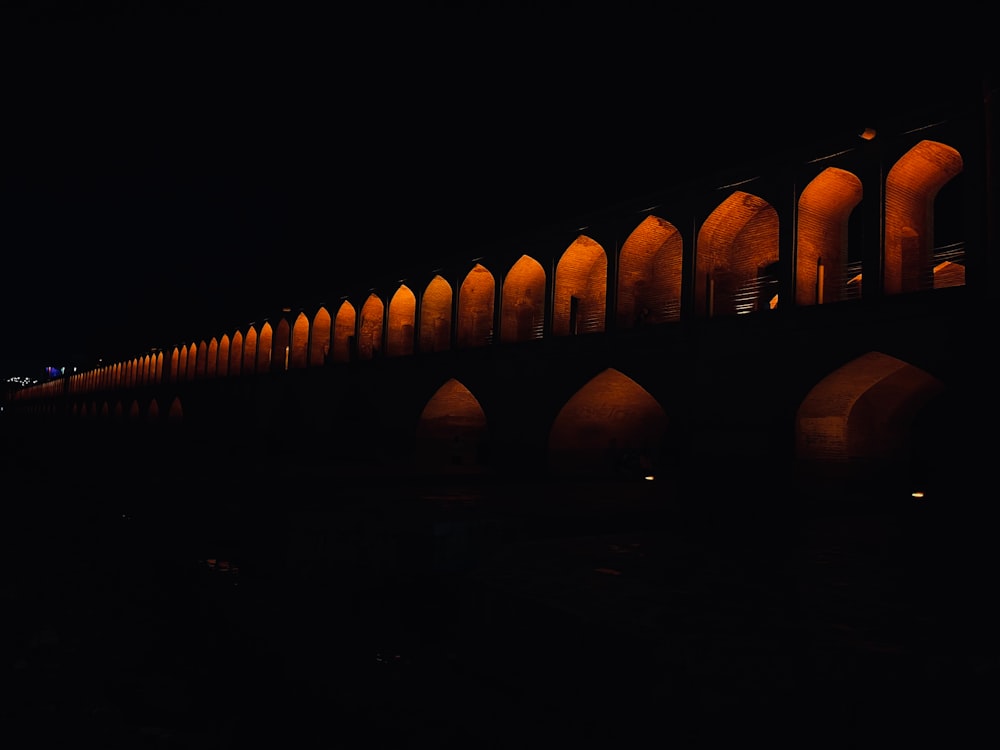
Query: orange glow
[[884, 140, 963, 294], [419, 275, 452, 353], [244, 326, 257, 374], [309, 307, 331, 366], [500, 255, 546, 343], [290, 312, 309, 369], [168, 396, 183, 423], [187, 343, 197, 381], [617, 215, 682, 328], [553, 235, 607, 336], [697, 191, 779, 317], [359, 294, 384, 360], [795, 351, 945, 463], [257, 322, 273, 373], [548, 368, 668, 478], [218, 335, 230, 377], [415, 378, 488, 473], [333, 301, 357, 363], [273, 319, 290, 371], [796, 168, 863, 306], [207, 338, 219, 378], [229, 330, 243, 377], [457, 264, 495, 348], [387, 285, 416, 357]]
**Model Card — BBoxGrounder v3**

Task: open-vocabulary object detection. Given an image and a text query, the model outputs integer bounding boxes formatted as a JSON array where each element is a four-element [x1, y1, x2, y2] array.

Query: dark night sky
[[0, 3, 991, 380]]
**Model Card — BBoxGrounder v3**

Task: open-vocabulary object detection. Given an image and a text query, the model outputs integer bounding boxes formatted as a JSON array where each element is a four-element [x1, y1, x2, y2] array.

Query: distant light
[[860, 127, 877, 141], [644, 475, 655, 481], [911, 490, 925, 499]]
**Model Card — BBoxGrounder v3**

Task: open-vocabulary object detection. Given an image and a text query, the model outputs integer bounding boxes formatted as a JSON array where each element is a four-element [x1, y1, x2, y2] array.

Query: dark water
[[2, 438, 998, 747]]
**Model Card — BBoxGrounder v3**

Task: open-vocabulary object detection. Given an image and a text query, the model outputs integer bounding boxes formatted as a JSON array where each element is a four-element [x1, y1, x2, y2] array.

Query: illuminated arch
[[207, 338, 219, 378], [419, 275, 452, 353], [186, 343, 198, 381], [795, 351, 945, 470], [257, 322, 273, 372], [290, 312, 309, 369], [169, 347, 180, 383], [500, 254, 546, 343], [218, 334, 230, 377], [244, 326, 258, 374], [230, 330, 243, 377], [617, 215, 683, 329], [129, 399, 140, 420], [884, 140, 964, 294], [168, 396, 183, 423], [457, 263, 495, 348], [310, 306, 331, 366], [177, 345, 189, 382], [548, 368, 668, 478], [696, 190, 780, 317], [147, 398, 160, 423], [333, 301, 357, 363], [553, 235, 607, 336], [387, 285, 416, 357], [153, 351, 163, 384], [273, 318, 290, 372], [414, 378, 489, 474], [359, 293, 384, 360], [796, 167, 863, 306]]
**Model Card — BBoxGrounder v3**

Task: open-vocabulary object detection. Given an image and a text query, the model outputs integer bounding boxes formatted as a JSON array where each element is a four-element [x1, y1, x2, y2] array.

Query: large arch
[[553, 235, 607, 336], [457, 263, 495, 348], [696, 190, 780, 317], [333, 301, 357, 363], [414, 378, 489, 474], [358, 293, 384, 360], [617, 215, 683, 329], [387, 285, 416, 357], [796, 168, 863, 306], [548, 368, 668, 479], [207, 338, 219, 378], [795, 351, 946, 485], [500, 254, 545, 343], [884, 139, 964, 294], [218, 334, 230, 377], [419, 274, 452, 353]]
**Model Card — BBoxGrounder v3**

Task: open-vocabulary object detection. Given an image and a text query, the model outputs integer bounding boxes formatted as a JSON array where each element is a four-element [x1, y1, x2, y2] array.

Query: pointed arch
[[419, 274, 453, 353], [169, 347, 181, 383], [147, 398, 160, 423], [387, 285, 416, 357], [548, 368, 668, 478], [696, 190, 780, 317], [414, 378, 489, 474], [796, 167, 864, 306], [177, 345, 189, 382], [617, 215, 683, 329], [230, 330, 243, 377], [884, 140, 964, 294], [244, 326, 258, 374], [218, 334, 230, 377], [795, 351, 946, 468], [333, 301, 357, 363], [168, 396, 184, 423], [257, 322, 273, 372], [457, 263, 495, 348], [272, 318, 290, 371], [187, 343, 198, 381], [501, 254, 546, 343], [153, 351, 163, 384], [207, 338, 219, 378], [290, 312, 309, 369], [553, 235, 607, 336], [310, 306, 332, 366], [359, 293, 384, 360]]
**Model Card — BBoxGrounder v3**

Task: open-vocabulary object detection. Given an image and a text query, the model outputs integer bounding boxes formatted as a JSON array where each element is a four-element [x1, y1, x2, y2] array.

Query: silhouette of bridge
[[6, 84, 993, 501]]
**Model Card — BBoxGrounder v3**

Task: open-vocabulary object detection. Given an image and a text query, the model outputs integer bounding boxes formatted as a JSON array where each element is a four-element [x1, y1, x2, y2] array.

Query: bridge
[[5, 87, 993, 505]]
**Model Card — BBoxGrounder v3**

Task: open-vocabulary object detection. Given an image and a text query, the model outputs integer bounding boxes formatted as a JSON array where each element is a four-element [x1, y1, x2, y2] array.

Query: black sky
[[0, 4, 992, 379]]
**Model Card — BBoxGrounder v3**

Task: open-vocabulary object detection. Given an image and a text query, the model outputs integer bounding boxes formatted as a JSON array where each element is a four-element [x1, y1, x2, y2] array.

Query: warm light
[[860, 127, 877, 141], [911, 490, 925, 499], [644, 475, 655, 481]]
